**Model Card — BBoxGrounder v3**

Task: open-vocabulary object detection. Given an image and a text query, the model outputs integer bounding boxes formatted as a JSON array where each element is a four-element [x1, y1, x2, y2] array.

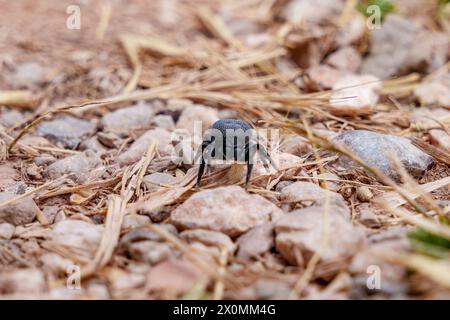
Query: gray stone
[[46, 150, 102, 183], [0, 109, 24, 128], [333, 130, 434, 182], [0, 192, 39, 225], [37, 116, 96, 149], [13, 62, 45, 88], [361, 15, 449, 79], [101, 103, 155, 132]]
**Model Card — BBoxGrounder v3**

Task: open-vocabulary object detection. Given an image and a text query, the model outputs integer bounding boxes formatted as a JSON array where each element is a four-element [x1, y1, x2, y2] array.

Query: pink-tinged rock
[[336, 15, 365, 46], [411, 108, 449, 130], [282, 0, 342, 26], [39, 253, 74, 278], [275, 205, 365, 266], [0, 192, 39, 226], [176, 104, 219, 136], [49, 220, 104, 259], [118, 128, 174, 166], [0, 222, 15, 240], [279, 181, 349, 217], [279, 135, 311, 156], [253, 152, 304, 178], [306, 64, 346, 90], [0, 268, 47, 294], [0, 164, 19, 189], [146, 258, 203, 296], [414, 74, 450, 108], [349, 240, 409, 295], [180, 229, 236, 254], [429, 129, 450, 152], [330, 75, 381, 116], [236, 222, 274, 261], [171, 186, 283, 237], [325, 46, 362, 72]]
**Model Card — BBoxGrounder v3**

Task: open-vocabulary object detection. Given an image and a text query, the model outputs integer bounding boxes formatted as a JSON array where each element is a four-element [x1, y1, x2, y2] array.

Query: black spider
[[195, 119, 277, 189]]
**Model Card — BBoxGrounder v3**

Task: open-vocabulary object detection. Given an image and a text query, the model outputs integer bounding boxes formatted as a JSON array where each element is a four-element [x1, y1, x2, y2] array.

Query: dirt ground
[[0, 0, 449, 299]]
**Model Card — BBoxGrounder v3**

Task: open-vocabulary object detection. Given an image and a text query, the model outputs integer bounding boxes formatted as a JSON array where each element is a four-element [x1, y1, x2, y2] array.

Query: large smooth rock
[[37, 116, 95, 149], [333, 130, 434, 182], [275, 205, 365, 266], [171, 186, 283, 237], [0, 192, 39, 226]]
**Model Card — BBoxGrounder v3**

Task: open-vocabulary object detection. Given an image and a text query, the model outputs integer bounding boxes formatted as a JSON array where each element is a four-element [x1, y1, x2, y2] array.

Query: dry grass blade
[[381, 205, 450, 240], [0, 175, 68, 209], [81, 169, 135, 279], [213, 247, 229, 300], [0, 90, 38, 108], [7, 100, 110, 153], [375, 176, 450, 208], [380, 252, 450, 289], [135, 140, 158, 197], [290, 119, 331, 299], [411, 137, 450, 166]]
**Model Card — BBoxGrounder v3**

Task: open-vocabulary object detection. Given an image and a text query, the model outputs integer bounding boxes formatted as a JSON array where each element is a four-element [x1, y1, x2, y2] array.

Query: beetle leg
[[195, 140, 212, 189], [257, 143, 278, 171], [245, 143, 258, 189]]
